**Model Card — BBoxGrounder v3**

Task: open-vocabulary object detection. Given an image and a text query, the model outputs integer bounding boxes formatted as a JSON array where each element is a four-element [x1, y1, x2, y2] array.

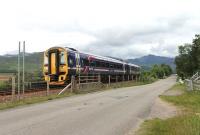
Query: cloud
[[1, 0, 200, 59], [76, 15, 195, 58]]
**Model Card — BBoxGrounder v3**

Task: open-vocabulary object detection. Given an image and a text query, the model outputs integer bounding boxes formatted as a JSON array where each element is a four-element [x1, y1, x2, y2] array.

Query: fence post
[[71, 76, 75, 93], [123, 75, 124, 82], [108, 75, 111, 86], [189, 80, 193, 91], [11, 76, 16, 101], [18, 42, 21, 100], [78, 74, 80, 89], [22, 41, 25, 98], [29, 82, 32, 89], [47, 80, 50, 96], [128, 75, 129, 81], [98, 74, 101, 84], [132, 75, 133, 81]]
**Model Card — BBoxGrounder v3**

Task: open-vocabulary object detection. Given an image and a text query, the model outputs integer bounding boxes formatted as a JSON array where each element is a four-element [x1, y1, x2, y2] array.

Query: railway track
[[0, 82, 65, 96]]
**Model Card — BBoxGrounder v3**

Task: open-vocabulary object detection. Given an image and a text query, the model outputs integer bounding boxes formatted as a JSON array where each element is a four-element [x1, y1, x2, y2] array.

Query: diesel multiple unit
[[43, 47, 140, 85]]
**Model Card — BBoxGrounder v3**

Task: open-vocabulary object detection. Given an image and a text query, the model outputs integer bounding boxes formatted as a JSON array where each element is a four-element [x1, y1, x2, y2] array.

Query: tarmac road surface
[[0, 76, 176, 135]]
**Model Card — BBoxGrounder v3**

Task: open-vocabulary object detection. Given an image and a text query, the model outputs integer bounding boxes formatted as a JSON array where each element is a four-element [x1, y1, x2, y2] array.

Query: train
[[43, 47, 141, 85]]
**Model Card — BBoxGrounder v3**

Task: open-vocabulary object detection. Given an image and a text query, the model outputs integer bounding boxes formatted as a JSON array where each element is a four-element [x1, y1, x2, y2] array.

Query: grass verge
[[75, 81, 152, 94], [0, 92, 74, 110], [0, 80, 154, 110], [136, 83, 200, 135]]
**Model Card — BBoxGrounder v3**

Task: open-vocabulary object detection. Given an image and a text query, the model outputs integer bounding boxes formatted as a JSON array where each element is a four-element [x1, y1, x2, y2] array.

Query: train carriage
[[43, 47, 141, 85]]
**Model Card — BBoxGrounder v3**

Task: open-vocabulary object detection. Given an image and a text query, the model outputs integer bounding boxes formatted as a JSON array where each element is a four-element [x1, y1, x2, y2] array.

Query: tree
[[191, 35, 200, 72], [175, 35, 200, 79], [151, 64, 172, 79]]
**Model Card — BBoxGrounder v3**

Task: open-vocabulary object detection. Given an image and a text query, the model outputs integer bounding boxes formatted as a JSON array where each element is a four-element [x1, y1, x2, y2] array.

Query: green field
[[136, 84, 200, 135]]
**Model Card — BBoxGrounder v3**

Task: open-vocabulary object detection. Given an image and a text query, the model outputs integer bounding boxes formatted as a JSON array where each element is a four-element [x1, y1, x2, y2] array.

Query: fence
[[185, 72, 200, 91], [0, 73, 141, 103], [0, 73, 104, 103], [0, 74, 67, 103]]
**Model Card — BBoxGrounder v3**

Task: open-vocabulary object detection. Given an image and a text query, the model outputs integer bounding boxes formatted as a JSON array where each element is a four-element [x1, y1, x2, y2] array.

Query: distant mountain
[[127, 54, 175, 71]]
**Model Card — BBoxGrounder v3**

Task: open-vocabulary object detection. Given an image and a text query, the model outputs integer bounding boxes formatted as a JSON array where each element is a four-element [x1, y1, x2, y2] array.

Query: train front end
[[43, 47, 68, 85]]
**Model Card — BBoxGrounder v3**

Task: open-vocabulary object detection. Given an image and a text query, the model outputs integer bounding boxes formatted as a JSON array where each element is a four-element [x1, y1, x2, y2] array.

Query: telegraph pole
[[22, 41, 25, 97], [18, 42, 21, 99]]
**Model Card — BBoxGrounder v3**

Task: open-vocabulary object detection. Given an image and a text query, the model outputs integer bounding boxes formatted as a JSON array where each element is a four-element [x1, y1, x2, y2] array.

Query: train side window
[[99, 61, 105, 68], [110, 63, 114, 68], [120, 64, 123, 69], [68, 53, 75, 67], [90, 61, 95, 67], [113, 64, 116, 69], [117, 64, 119, 69], [96, 61, 101, 67], [106, 63, 109, 68], [82, 58, 89, 66], [102, 62, 106, 68]]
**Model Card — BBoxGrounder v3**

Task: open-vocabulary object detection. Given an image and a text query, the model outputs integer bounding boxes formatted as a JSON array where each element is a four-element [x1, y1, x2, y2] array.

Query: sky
[[0, 0, 200, 59]]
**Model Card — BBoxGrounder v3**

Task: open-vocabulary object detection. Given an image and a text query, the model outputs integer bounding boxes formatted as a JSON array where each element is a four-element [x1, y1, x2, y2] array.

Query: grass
[[0, 81, 10, 91], [0, 80, 153, 110], [136, 83, 200, 135], [0, 92, 74, 110], [137, 115, 200, 135], [160, 84, 200, 113], [76, 81, 152, 94]]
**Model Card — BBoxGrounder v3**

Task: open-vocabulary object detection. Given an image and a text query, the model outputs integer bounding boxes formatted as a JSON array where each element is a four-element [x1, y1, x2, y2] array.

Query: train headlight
[[44, 66, 48, 71]]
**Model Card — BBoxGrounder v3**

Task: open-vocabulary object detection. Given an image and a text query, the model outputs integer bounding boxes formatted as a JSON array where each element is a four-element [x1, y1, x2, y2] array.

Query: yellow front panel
[[43, 47, 69, 84], [51, 53, 56, 74]]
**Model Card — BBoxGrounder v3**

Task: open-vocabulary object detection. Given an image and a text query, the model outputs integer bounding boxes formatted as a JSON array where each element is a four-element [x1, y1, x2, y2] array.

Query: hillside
[[127, 54, 175, 71], [0, 53, 175, 73], [0, 52, 43, 73]]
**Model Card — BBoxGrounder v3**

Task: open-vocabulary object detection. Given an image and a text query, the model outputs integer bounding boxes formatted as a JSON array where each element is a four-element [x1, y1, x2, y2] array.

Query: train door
[[68, 52, 76, 75], [75, 52, 81, 74], [51, 53, 56, 74], [125, 64, 130, 74], [123, 64, 125, 74], [48, 49, 59, 81]]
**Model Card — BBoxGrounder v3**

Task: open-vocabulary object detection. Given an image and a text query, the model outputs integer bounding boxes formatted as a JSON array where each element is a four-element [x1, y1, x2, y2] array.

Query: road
[[0, 76, 176, 135]]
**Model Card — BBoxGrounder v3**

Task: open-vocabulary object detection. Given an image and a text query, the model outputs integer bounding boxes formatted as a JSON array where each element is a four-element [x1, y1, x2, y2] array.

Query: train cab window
[[60, 52, 65, 65]]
